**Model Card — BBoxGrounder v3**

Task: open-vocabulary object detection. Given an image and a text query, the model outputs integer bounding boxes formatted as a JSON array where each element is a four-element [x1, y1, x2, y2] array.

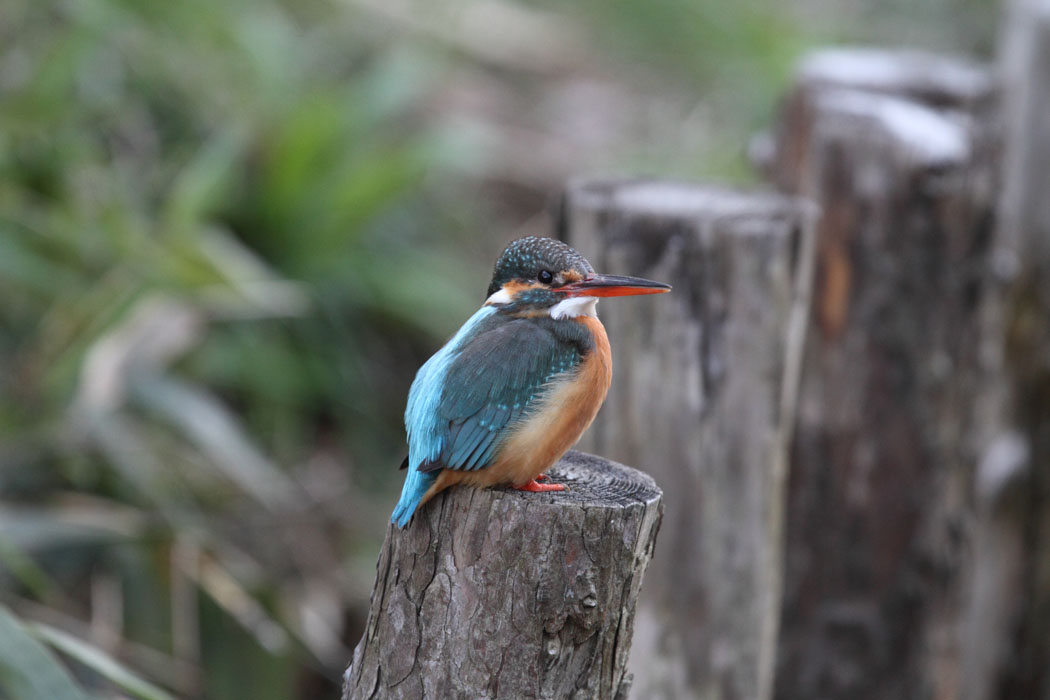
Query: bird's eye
[[538, 270, 554, 284]]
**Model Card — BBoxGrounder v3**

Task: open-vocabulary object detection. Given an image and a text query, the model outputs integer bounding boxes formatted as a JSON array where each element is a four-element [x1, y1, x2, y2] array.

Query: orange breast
[[421, 316, 612, 502]]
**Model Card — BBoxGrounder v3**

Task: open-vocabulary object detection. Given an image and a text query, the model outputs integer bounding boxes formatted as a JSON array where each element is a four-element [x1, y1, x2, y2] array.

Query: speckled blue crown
[[487, 237, 594, 296]]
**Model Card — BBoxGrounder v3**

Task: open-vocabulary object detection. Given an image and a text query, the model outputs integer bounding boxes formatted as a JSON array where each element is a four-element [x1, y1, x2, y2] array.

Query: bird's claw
[[513, 479, 566, 493]]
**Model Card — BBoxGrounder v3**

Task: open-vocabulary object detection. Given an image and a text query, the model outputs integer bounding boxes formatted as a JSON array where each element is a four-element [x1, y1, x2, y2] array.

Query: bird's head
[[485, 237, 670, 319]]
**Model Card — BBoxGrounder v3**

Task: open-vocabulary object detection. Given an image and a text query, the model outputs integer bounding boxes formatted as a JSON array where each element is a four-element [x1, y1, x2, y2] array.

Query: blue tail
[[391, 467, 437, 527]]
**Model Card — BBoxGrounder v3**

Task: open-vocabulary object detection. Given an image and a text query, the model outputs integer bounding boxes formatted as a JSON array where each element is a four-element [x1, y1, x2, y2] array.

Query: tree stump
[[559, 180, 817, 700], [343, 451, 662, 700], [760, 48, 999, 700]]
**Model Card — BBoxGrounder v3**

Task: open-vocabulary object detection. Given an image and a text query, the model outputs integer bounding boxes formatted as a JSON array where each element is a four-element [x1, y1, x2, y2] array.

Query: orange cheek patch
[[499, 280, 550, 300], [503, 280, 539, 294]]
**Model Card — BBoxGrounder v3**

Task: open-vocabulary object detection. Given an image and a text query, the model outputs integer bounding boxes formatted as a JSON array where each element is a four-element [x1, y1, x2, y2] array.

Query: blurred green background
[[0, 0, 996, 697]]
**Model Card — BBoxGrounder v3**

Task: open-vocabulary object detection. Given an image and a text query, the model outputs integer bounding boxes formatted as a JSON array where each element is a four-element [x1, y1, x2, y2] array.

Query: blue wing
[[430, 318, 581, 472], [392, 309, 581, 527]]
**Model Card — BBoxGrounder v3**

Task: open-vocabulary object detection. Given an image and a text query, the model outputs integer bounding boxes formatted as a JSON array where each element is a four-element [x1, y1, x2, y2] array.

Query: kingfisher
[[391, 236, 670, 527]]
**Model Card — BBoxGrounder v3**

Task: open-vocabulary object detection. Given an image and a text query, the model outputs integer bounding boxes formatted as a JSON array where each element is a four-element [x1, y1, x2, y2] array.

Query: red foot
[[535, 473, 549, 481], [513, 479, 566, 493]]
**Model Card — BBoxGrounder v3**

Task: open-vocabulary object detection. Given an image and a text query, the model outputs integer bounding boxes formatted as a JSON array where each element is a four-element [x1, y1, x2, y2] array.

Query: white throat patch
[[549, 296, 599, 319]]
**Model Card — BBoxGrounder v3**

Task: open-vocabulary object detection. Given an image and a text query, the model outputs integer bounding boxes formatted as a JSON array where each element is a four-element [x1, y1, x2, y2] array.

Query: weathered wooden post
[[959, 2, 1050, 697], [559, 180, 816, 700], [344, 451, 661, 700], [758, 48, 999, 700]]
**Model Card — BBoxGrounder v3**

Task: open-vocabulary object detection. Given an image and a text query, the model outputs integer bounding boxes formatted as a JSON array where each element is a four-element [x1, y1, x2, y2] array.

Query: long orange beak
[[559, 273, 671, 298]]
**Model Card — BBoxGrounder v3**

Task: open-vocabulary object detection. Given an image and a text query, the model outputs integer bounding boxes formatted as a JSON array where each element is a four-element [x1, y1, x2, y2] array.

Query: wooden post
[[559, 180, 816, 700], [343, 451, 662, 700], [961, 432, 1029, 700], [962, 3, 1050, 697], [760, 48, 999, 700]]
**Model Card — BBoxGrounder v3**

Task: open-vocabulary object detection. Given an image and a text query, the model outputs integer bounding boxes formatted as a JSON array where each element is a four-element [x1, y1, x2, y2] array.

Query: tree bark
[[759, 48, 999, 700], [343, 451, 662, 700], [558, 180, 816, 700]]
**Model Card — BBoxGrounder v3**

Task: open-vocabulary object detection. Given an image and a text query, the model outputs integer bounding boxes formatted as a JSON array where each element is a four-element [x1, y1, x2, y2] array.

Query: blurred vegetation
[[1, 0, 477, 696], [0, 0, 997, 697]]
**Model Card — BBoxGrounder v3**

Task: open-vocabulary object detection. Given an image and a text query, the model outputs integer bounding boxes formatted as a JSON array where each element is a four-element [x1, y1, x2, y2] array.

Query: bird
[[391, 236, 671, 527]]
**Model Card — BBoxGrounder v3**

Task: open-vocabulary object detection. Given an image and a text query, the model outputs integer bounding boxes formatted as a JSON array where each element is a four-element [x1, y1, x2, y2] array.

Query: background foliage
[[0, 0, 995, 697]]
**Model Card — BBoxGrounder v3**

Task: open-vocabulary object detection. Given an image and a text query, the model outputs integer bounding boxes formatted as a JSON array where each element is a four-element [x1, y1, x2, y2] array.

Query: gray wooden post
[[760, 48, 999, 700], [959, 3, 1050, 697], [559, 180, 816, 700], [343, 451, 662, 700]]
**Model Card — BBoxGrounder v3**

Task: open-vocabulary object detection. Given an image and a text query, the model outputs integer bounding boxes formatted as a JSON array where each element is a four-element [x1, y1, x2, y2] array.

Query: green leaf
[[32, 624, 176, 700], [0, 604, 93, 700], [0, 532, 58, 601], [162, 130, 247, 239]]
